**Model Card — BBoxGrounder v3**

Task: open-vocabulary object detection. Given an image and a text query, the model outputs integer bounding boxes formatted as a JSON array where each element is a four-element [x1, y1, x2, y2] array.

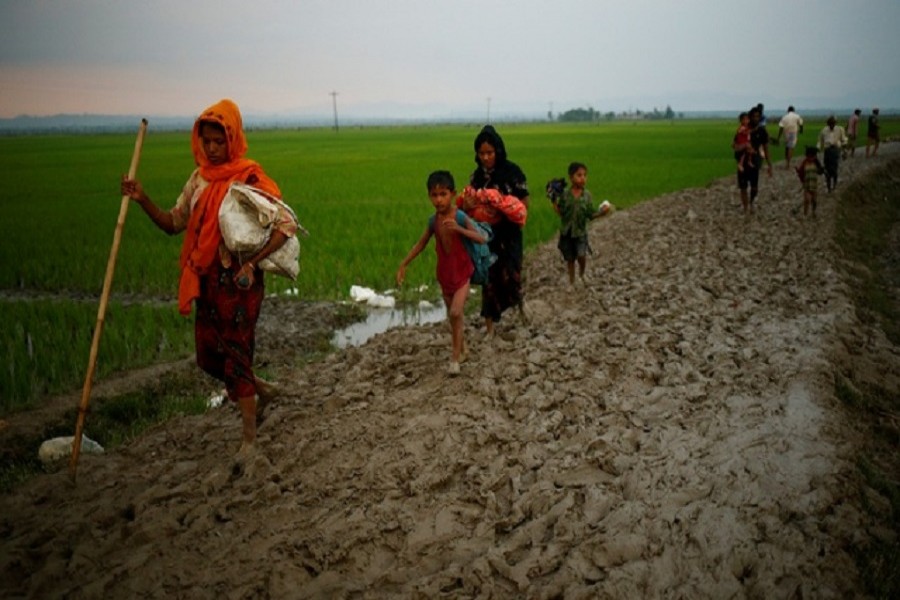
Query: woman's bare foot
[[236, 440, 256, 458]]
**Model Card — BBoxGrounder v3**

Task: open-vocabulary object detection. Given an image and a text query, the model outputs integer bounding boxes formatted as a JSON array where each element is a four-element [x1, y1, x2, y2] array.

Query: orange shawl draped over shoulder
[[178, 99, 281, 315]]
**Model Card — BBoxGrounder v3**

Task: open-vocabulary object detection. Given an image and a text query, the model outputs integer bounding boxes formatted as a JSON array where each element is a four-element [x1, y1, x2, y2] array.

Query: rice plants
[[0, 121, 743, 299], [1, 299, 194, 412], [8, 117, 890, 410]]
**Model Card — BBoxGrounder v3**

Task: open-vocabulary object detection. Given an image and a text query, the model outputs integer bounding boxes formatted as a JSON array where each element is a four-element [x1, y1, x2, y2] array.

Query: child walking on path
[[795, 146, 824, 217], [397, 171, 488, 375], [551, 162, 607, 285]]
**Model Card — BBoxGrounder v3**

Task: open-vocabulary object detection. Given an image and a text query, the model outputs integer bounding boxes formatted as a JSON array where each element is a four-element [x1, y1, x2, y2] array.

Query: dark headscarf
[[471, 125, 528, 200], [473, 125, 508, 165]]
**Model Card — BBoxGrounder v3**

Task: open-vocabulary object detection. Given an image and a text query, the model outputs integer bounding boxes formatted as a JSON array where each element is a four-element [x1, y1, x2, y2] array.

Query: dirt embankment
[[1, 148, 898, 599]]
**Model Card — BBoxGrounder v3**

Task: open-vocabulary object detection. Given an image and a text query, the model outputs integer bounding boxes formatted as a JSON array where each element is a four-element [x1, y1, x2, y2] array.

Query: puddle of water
[[332, 303, 447, 348]]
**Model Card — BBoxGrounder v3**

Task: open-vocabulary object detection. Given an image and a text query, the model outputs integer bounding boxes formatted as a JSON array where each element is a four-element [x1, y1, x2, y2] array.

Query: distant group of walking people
[[732, 103, 883, 216]]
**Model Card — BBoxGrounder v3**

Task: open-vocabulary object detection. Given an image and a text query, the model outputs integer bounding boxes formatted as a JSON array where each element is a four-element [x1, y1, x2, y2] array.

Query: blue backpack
[[429, 209, 495, 285]]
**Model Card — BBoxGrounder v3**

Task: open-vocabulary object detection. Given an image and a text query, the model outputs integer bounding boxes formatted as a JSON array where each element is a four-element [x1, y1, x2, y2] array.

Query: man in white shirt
[[775, 106, 804, 169], [818, 115, 848, 192]]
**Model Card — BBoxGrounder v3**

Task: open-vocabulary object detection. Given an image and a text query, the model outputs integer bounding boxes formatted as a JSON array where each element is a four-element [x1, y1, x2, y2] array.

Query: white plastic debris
[[207, 389, 227, 408], [350, 285, 377, 303], [367, 294, 396, 309], [38, 435, 104, 465], [350, 285, 396, 308]]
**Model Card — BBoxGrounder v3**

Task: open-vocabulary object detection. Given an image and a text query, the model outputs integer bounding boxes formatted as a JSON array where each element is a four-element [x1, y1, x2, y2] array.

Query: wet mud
[[2, 147, 899, 598]]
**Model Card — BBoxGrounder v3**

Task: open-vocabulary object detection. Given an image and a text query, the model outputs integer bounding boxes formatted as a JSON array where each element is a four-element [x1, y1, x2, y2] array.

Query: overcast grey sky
[[1, 0, 898, 120]]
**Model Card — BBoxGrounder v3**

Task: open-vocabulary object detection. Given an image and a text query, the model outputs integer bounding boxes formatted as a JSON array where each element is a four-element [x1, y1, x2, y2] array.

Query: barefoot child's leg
[[445, 282, 470, 368]]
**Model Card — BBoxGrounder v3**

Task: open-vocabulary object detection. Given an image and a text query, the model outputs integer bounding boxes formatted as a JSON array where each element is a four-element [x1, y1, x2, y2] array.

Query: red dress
[[433, 217, 474, 296]]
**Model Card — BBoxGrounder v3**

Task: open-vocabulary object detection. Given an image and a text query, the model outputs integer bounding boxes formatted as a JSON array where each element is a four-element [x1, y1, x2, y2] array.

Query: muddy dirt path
[[1, 148, 898, 599], [0, 299, 352, 448]]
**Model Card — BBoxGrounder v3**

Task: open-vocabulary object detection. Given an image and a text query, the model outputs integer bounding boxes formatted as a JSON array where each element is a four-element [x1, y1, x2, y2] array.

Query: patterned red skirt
[[194, 260, 264, 400]]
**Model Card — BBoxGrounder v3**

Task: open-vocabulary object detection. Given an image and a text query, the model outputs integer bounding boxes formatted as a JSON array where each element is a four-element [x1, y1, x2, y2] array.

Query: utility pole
[[330, 91, 339, 132], [486, 97, 491, 124]]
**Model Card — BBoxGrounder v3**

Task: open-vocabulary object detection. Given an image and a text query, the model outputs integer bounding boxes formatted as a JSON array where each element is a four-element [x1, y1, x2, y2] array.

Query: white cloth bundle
[[218, 182, 307, 280]]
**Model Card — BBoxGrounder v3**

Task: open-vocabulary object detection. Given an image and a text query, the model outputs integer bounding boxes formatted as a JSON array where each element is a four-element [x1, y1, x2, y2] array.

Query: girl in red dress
[[397, 171, 488, 375]]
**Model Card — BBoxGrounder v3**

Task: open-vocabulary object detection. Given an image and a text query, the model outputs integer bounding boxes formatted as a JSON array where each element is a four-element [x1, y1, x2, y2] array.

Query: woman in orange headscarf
[[121, 99, 297, 455]]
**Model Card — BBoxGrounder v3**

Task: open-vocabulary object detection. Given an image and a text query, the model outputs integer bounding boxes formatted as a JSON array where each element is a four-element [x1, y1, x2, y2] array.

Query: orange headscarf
[[178, 99, 281, 315]]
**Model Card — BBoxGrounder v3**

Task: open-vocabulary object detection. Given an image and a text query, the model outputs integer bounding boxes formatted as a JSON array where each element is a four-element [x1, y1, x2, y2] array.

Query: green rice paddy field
[[1, 118, 896, 411]]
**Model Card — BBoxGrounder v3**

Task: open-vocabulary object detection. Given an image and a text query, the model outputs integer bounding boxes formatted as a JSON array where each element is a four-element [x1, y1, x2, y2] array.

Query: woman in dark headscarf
[[465, 125, 529, 336]]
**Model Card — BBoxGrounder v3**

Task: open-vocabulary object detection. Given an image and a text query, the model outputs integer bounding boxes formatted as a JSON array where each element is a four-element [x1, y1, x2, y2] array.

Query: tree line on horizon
[[554, 105, 683, 122]]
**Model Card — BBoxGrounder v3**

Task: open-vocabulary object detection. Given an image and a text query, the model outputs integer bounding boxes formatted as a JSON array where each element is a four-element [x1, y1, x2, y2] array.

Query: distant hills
[[0, 112, 485, 134], [1, 108, 894, 135], [0, 114, 195, 134]]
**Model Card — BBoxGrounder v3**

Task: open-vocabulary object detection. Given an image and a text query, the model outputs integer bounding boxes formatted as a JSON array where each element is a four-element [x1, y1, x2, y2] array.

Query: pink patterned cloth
[[457, 187, 527, 226]]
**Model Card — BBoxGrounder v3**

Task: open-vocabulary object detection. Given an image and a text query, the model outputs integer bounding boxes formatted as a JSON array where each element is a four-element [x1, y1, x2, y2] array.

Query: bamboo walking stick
[[69, 119, 148, 480]]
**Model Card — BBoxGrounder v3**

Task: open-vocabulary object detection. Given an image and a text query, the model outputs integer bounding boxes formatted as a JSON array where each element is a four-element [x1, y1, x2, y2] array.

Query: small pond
[[332, 303, 447, 348]]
